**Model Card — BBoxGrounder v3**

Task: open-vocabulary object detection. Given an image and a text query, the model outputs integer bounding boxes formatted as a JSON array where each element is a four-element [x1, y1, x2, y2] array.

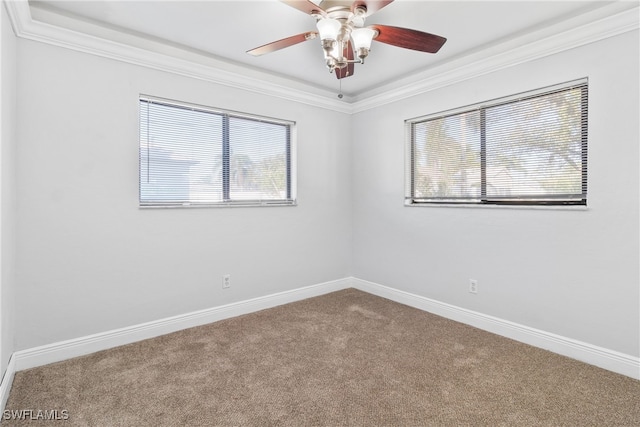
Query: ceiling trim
[[5, 1, 639, 115], [5, 0, 353, 114], [351, 3, 639, 113]]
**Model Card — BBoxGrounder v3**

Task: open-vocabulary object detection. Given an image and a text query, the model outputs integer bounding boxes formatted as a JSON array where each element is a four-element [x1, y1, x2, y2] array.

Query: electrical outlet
[[469, 279, 478, 294], [222, 274, 231, 289]]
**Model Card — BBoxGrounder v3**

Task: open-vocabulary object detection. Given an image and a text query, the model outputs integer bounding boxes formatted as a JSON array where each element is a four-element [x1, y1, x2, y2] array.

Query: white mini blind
[[406, 79, 588, 206], [140, 97, 295, 207]]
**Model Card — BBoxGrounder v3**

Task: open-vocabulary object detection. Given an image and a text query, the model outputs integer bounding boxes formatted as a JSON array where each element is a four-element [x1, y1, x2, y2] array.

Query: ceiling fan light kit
[[351, 27, 376, 54], [315, 6, 375, 73], [247, 0, 447, 81]]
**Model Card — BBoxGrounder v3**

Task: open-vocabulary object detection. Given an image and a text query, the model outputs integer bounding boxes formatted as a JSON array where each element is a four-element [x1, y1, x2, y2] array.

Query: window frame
[[405, 79, 588, 208], [139, 95, 297, 208]]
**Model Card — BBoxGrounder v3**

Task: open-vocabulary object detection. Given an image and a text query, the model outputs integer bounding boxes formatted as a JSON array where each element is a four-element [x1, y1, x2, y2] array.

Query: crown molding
[[4, 1, 639, 115], [351, 3, 639, 113], [4, 0, 353, 114]]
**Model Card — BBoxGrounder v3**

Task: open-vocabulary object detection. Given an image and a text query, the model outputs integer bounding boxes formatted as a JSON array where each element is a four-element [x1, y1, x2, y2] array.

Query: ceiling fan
[[247, 0, 447, 80]]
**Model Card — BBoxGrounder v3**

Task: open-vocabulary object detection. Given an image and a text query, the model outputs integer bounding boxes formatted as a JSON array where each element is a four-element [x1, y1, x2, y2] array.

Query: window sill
[[140, 200, 297, 209], [404, 202, 589, 211]]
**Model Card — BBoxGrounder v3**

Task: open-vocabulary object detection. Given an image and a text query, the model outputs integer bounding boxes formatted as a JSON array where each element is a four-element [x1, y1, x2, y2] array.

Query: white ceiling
[[23, 0, 639, 102]]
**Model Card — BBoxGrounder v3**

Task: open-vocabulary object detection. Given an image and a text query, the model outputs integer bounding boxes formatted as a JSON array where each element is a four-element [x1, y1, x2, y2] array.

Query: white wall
[[15, 40, 352, 350], [1, 2, 17, 375], [11, 18, 639, 364], [352, 30, 639, 357]]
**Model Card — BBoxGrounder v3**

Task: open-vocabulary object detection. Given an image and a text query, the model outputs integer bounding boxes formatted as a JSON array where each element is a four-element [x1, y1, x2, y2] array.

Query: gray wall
[[15, 40, 352, 350], [1, 2, 17, 376], [352, 30, 639, 357]]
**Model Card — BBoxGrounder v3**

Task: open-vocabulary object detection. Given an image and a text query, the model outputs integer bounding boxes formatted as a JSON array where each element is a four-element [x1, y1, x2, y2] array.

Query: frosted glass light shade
[[316, 18, 341, 41], [352, 27, 376, 50]]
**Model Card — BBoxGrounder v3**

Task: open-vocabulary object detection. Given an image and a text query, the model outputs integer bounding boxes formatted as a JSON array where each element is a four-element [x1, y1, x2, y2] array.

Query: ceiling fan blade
[[247, 32, 318, 56], [280, 0, 326, 16], [336, 40, 355, 80], [351, 0, 394, 17], [370, 24, 446, 53]]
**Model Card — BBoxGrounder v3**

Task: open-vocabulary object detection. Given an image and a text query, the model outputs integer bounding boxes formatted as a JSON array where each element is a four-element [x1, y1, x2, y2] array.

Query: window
[[139, 96, 295, 207], [405, 79, 588, 206]]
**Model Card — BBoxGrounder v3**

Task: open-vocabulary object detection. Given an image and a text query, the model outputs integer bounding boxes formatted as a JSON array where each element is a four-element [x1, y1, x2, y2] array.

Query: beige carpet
[[5, 289, 640, 426]]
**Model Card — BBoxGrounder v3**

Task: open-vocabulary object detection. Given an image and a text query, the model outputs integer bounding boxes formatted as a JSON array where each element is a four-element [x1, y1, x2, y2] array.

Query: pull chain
[[338, 79, 343, 99]]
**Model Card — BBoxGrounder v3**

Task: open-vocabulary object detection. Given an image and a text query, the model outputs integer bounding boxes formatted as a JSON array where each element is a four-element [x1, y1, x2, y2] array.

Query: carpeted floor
[[5, 288, 640, 426]]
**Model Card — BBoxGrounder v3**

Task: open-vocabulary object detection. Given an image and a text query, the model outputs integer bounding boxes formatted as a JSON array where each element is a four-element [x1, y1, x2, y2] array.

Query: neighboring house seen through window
[[139, 96, 295, 207]]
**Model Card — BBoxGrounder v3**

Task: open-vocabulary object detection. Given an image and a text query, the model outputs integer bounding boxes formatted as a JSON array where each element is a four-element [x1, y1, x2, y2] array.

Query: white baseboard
[[349, 277, 640, 380], [13, 278, 351, 372], [8, 276, 639, 384], [0, 355, 16, 412]]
